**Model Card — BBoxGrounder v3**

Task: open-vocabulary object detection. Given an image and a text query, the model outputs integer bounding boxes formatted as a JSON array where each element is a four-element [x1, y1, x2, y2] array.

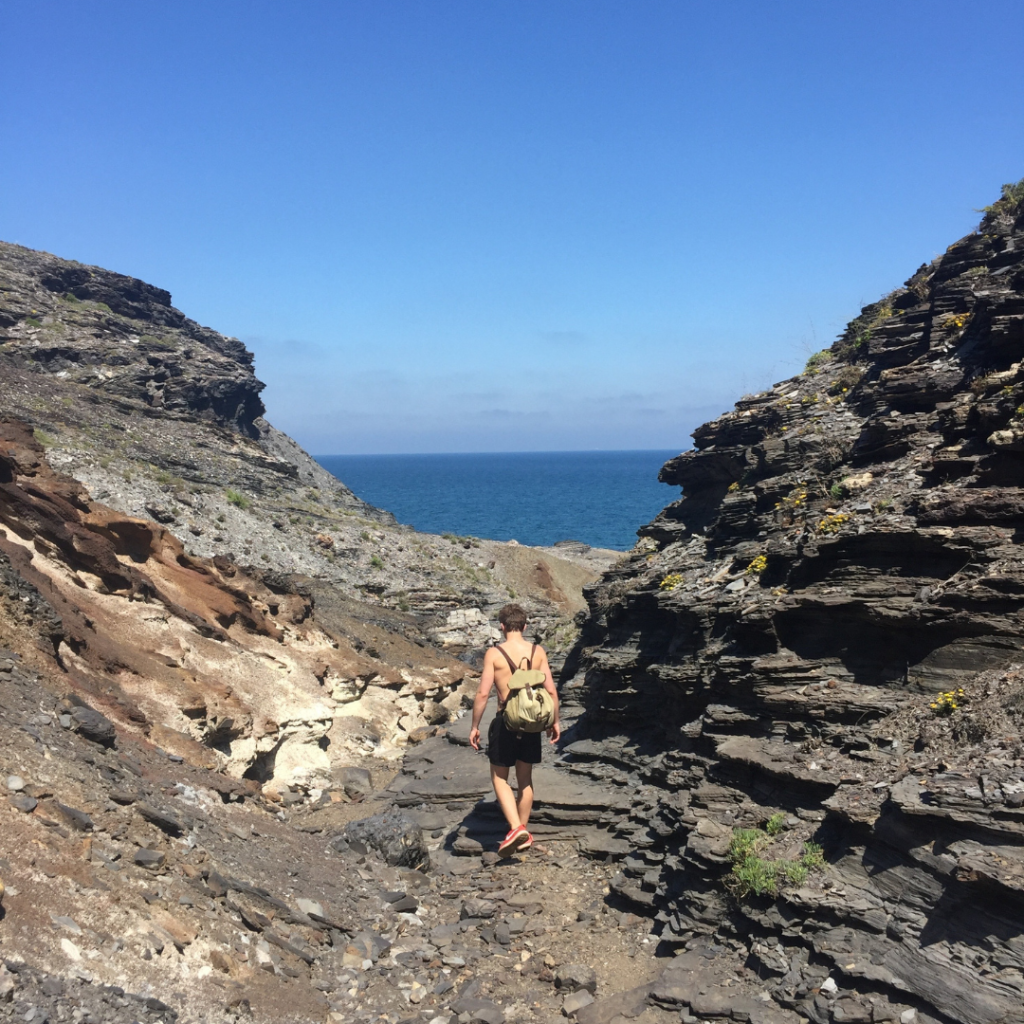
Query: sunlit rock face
[[0, 418, 475, 789]]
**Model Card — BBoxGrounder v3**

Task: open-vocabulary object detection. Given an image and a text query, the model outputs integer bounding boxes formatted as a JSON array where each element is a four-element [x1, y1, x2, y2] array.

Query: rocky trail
[[0, 638, 767, 1024]]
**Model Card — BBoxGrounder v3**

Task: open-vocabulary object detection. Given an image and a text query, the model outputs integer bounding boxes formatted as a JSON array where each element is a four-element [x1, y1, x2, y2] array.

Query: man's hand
[[547, 721, 561, 744], [469, 727, 481, 751]]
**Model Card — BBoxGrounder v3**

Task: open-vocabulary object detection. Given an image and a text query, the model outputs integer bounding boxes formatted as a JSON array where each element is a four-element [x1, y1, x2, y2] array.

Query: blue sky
[[2, 2, 1023, 454]]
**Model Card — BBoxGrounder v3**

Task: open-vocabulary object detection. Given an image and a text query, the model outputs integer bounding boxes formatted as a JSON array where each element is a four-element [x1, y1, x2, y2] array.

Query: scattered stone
[[5, 775, 25, 792], [9, 793, 37, 813], [461, 898, 497, 920], [450, 996, 505, 1024], [563, 990, 596, 1016], [576, 983, 651, 1024], [54, 802, 93, 831], [137, 802, 185, 836], [0, 965, 14, 1003], [60, 938, 82, 961], [557, 965, 598, 994], [134, 848, 167, 870], [49, 915, 82, 935], [68, 704, 116, 746], [337, 766, 373, 799]]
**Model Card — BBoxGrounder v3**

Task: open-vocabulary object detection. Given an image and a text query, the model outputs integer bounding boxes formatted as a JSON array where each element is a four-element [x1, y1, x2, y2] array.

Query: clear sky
[[2, 2, 1023, 454]]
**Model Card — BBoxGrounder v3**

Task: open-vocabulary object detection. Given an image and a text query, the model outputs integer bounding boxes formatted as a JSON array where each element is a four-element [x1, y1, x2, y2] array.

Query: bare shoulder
[[533, 644, 551, 664]]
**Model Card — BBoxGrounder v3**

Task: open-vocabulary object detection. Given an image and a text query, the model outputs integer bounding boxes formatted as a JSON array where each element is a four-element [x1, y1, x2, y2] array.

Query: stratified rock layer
[[568, 192, 1024, 1024], [0, 417, 476, 783]]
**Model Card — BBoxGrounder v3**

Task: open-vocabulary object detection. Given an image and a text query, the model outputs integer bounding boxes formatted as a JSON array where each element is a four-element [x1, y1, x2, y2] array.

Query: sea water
[[316, 450, 681, 551]]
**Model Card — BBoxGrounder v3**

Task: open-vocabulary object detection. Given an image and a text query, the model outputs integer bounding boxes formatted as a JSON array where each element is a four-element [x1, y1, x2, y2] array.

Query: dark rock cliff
[[0, 243, 266, 433], [565, 184, 1024, 1024]]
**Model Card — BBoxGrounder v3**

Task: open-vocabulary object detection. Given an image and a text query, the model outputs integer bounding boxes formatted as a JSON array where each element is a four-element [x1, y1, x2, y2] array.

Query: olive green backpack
[[495, 644, 555, 734]]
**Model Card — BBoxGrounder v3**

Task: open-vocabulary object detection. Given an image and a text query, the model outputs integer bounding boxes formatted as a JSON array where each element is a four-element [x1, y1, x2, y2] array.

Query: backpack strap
[[494, 645, 518, 673], [516, 644, 538, 671]]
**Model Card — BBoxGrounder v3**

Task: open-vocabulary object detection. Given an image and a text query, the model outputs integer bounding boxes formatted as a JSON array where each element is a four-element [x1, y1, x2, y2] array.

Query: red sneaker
[[518, 831, 533, 850], [498, 825, 528, 856]]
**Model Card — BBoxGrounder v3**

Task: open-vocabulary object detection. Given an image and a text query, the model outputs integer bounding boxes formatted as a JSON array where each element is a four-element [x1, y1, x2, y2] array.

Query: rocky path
[[0, 640, 795, 1024]]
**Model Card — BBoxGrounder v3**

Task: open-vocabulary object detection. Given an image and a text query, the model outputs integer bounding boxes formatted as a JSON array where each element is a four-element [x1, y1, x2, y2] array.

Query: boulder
[[337, 809, 427, 868], [68, 704, 116, 746]]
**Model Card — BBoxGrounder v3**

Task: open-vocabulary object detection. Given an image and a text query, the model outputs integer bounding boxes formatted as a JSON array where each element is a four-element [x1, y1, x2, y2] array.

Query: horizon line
[[313, 446, 685, 459]]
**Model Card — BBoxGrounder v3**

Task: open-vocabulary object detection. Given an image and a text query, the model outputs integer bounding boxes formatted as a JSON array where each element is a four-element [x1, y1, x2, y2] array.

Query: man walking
[[469, 603, 561, 855]]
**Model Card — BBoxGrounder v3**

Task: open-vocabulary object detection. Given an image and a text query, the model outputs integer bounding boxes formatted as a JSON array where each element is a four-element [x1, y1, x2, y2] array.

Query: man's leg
[[490, 764, 522, 832], [514, 761, 534, 828]]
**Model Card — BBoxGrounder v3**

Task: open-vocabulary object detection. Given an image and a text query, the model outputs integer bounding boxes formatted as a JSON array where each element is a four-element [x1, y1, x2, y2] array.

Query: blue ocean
[[316, 450, 681, 551]]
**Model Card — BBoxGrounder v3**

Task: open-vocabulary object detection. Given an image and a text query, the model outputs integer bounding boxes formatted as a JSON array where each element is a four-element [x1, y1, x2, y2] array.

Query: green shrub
[[226, 489, 251, 510], [370, 554, 384, 569], [804, 350, 831, 373], [801, 842, 825, 869], [983, 177, 1024, 216], [32, 428, 55, 447], [728, 828, 767, 863], [728, 823, 825, 899], [24, 317, 43, 329]]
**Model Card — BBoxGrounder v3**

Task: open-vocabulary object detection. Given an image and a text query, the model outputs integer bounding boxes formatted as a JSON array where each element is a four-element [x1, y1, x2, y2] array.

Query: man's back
[[490, 637, 549, 703]]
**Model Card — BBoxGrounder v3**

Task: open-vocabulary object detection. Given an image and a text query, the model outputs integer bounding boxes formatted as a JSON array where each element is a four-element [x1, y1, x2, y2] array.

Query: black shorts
[[487, 714, 542, 768]]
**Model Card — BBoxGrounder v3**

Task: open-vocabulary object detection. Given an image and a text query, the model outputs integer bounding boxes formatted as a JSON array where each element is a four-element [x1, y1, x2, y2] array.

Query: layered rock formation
[[0, 418, 479, 787], [566, 185, 1024, 1024]]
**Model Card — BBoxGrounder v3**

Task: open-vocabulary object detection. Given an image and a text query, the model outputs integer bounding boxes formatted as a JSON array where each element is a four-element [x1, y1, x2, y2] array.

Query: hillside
[[563, 182, 1024, 1024], [0, 239, 620, 664]]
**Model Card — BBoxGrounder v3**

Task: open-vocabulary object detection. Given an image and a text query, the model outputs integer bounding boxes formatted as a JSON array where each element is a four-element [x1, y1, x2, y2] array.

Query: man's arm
[[468, 650, 496, 751], [537, 647, 561, 744]]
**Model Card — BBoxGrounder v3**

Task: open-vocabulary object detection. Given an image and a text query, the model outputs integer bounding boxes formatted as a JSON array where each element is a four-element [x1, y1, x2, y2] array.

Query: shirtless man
[[469, 603, 561, 855]]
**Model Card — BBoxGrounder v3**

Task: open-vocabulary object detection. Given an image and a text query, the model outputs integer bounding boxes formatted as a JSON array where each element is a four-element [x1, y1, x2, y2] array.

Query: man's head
[[498, 603, 527, 633]]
